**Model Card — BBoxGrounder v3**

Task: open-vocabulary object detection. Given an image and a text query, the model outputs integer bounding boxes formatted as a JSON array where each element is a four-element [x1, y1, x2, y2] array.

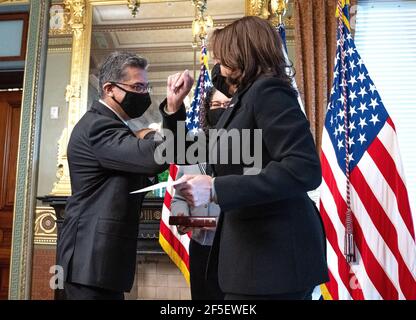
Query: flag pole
[[337, 0, 356, 263]]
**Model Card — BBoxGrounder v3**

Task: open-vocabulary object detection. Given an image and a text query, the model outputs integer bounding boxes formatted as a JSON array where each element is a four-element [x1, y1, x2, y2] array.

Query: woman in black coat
[[175, 16, 329, 300]]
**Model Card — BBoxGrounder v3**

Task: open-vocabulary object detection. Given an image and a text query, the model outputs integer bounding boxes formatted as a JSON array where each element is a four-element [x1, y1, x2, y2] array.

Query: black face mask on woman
[[211, 63, 232, 98], [111, 83, 152, 119], [207, 108, 226, 127]]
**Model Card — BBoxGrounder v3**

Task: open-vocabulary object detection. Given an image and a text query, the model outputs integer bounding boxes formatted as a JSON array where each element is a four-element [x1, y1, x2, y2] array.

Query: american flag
[[158, 45, 212, 284], [319, 1, 416, 299], [277, 22, 305, 115], [186, 45, 213, 134]]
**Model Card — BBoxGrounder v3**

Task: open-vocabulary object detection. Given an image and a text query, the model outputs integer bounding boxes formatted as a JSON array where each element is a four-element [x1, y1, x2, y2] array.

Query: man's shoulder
[[75, 109, 125, 134]]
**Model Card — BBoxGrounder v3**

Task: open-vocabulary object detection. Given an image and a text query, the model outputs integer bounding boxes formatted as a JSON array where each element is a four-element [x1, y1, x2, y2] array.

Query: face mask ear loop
[[109, 82, 125, 107]]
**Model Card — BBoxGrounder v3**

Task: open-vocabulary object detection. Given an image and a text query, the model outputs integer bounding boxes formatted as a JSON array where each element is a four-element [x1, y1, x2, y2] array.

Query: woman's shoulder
[[251, 76, 297, 98], [242, 76, 298, 110]]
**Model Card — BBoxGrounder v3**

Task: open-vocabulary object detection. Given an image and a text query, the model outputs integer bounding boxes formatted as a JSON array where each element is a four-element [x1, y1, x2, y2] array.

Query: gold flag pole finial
[[271, 0, 288, 25], [127, 0, 141, 18], [336, 0, 351, 17]]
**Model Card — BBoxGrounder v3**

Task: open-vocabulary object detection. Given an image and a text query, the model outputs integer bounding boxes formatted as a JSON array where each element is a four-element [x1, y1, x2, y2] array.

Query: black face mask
[[211, 63, 232, 98], [111, 83, 152, 119], [207, 108, 226, 127]]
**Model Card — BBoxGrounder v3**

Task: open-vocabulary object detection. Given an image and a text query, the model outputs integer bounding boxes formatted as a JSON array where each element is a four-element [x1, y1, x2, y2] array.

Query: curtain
[[294, 0, 357, 150]]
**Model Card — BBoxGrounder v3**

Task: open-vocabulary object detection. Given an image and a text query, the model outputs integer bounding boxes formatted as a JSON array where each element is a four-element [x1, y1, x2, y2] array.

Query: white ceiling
[[92, 0, 245, 25]]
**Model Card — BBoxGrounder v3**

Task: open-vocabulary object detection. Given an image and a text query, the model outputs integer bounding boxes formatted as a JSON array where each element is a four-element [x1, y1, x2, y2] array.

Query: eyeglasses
[[112, 81, 152, 94], [209, 101, 231, 108]]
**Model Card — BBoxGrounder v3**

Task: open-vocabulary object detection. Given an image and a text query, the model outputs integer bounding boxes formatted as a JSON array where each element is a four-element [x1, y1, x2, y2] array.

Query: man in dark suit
[[56, 52, 193, 300]]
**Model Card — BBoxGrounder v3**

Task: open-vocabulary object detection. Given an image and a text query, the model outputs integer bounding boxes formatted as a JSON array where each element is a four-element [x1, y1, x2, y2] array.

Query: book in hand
[[169, 215, 217, 228]]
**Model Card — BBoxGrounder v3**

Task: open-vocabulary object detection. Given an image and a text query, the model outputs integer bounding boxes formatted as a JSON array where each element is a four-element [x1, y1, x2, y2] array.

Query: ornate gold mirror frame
[[51, 0, 292, 196]]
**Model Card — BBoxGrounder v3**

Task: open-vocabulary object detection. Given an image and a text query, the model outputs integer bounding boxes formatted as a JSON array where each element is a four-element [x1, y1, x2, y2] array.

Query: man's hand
[[134, 128, 154, 139], [174, 174, 213, 207], [166, 70, 194, 113]]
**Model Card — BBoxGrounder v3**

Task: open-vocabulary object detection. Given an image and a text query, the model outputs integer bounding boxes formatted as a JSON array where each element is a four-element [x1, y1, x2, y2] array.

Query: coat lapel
[[214, 82, 254, 130], [90, 100, 123, 123], [209, 83, 255, 164]]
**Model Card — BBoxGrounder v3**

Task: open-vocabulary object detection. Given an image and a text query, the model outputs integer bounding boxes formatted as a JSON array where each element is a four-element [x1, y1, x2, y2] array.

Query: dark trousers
[[189, 239, 224, 300], [64, 282, 124, 300], [224, 288, 314, 300]]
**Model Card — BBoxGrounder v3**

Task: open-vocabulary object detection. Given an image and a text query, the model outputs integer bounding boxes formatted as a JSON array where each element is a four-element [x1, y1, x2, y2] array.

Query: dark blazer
[[207, 76, 329, 295], [56, 100, 185, 293]]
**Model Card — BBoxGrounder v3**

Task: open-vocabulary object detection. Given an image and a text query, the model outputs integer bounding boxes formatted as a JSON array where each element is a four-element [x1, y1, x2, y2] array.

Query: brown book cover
[[168, 216, 217, 228]]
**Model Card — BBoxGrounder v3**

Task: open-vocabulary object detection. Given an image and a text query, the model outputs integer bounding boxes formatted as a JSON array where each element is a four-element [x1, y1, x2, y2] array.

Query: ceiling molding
[[92, 17, 241, 33], [92, 44, 194, 55]]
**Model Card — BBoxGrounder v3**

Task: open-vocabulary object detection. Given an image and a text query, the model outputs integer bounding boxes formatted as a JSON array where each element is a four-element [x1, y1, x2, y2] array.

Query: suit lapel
[[214, 82, 254, 130], [209, 83, 255, 163], [90, 100, 123, 123], [215, 94, 239, 130]]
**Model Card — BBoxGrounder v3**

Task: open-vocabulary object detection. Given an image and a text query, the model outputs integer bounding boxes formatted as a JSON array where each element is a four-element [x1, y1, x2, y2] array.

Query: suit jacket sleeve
[[89, 117, 168, 175], [214, 84, 322, 211], [159, 99, 187, 131], [159, 99, 193, 165]]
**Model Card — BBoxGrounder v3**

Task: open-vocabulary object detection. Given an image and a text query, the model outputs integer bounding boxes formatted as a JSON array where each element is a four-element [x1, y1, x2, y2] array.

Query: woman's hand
[[174, 174, 213, 207], [176, 213, 193, 235]]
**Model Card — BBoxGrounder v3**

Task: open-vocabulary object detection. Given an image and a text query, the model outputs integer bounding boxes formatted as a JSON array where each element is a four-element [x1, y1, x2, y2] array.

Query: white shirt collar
[[99, 99, 129, 126]]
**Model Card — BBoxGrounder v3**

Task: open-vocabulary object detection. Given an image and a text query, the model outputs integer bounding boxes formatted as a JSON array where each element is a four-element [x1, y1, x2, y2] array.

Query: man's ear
[[103, 82, 114, 97]]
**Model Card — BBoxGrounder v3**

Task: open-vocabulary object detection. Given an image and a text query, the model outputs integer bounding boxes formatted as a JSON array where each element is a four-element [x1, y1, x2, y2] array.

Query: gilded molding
[[49, 3, 72, 36], [48, 35, 72, 52], [246, 0, 294, 28], [51, 0, 89, 196], [0, 0, 29, 5], [246, 0, 270, 19], [34, 207, 57, 245], [92, 18, 238, 33], [64, 0, 85, 39]]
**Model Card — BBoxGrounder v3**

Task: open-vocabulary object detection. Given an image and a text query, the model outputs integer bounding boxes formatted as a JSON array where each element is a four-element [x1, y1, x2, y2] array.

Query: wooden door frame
[[0, 90, 22, 300], [8, 0, 50, 300]]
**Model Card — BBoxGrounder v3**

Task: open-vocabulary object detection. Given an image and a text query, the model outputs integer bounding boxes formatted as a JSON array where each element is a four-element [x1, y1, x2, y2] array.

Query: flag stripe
[[325, 234, 353, 299], [377, 121, 407, 185], [324, 270, 338, 300], [358, 151, 416, 274], [320, 180, 383, 300], [320, 201, 364, 299], [367, 135, 415, 239], [321, 148, 399, 299], [350, 168, 416, 299], [350, 249, 384, 300], [322, 130, 401, 295], [159, 164, 191, 282], [159, 218, 190, 266], [159, 232, 190, 284], [386, 117, 396, 131]]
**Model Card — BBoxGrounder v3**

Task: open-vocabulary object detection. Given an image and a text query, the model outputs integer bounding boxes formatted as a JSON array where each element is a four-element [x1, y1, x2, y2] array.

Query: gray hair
[[98, 51, 148, 98]]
